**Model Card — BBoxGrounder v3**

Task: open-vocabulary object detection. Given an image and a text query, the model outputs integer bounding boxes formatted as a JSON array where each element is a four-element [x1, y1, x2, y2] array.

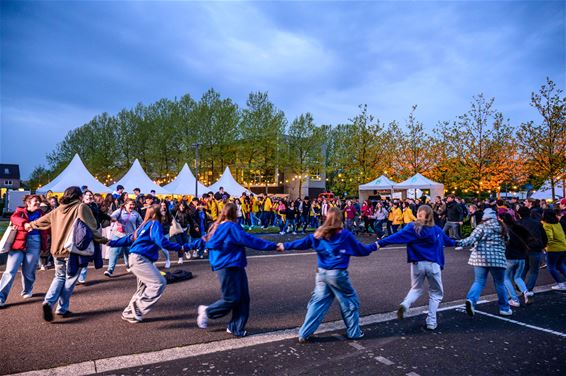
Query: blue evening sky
[[1, 1, 564, 178]]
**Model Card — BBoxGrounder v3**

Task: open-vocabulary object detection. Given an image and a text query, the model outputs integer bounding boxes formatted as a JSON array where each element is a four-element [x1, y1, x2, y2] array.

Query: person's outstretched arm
[[150, 221, 182, 252], [283, 234, 315, 251], [233, 226, 277, 250], [378, 226, 416, 247], [108, 234, 134, 248], [457, 226, 484, 248], [344, 231, 377, 256]]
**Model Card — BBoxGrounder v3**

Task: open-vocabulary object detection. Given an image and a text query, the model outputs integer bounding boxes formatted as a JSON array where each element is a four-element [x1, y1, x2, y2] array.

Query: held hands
[[276, 243, 285, 252], [24, 223, 32, 232]]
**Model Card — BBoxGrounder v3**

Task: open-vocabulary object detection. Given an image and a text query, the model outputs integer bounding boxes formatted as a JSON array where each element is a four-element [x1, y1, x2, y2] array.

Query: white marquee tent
[[395, 173, 444, 198], [207, 167, 250, 196], [110, 159, 169, 195], [530, 180, 564, 200], [163, 163, 208, 196], [36, 154, 110, 193], [358, 175, 397, 201]]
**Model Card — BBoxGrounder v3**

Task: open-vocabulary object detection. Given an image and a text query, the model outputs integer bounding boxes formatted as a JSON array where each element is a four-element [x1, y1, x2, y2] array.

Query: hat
[[482, 208, 497, 221], [560, 198, 566, 205]]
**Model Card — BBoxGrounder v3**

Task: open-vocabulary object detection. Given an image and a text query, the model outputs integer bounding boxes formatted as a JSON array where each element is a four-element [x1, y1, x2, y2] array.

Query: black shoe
[[42, 303, 53, 322], [104, 271, 112, 278], [397, 305, 406, 320], [56, 311, 73, 318], [465, 299, 475, 317]]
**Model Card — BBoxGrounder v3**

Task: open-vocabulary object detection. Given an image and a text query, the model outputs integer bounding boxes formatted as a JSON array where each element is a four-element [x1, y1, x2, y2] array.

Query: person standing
[[195, 203, 278, 337], [389, 202, 403, 234], [27, 187, 108, 321], [443, 195, 463, 239], [0, 195, 49, 306], [279, 207, 378, 342], [541, 209, 566, 290], [377, 205, 455, 330], [105, 199, 142, 277], [456, 208, 511, 317], [517, 206, 547, 295], [373, 202, 388, 238]]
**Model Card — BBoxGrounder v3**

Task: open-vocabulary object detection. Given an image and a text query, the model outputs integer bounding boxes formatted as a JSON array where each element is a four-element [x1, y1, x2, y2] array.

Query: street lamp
[[192, 143, 202, 199]]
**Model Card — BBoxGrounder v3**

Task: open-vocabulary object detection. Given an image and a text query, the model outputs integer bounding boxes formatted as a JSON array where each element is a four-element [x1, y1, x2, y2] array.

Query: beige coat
[[30, 200, 106, 258]]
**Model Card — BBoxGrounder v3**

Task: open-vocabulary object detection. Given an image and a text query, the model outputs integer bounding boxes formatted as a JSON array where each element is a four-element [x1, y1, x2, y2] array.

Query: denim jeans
[[283, 219, 297, 233], [345, 219, 354, 231], [443, 221, 461, 239], [0, 235, 41, 302], [107, 234, 130, 273], [299, 268, 362, 340], [547, 251, 566, 284], [522, 252, 544, 291], [401, 262, 443, 328], [206, 267, 250, 337], [78, 267, 88, 283], [125, 253, 166, 317], [373, 219, 386, 238], [251, 212, 259, 227], [160, 235, 171, 263], [504, 259, 528, 302], [44, 258, 81, 314], [466, 266, 510, 311]]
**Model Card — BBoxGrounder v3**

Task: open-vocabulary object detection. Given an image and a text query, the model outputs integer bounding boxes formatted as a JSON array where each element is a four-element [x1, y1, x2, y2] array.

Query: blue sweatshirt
[[108, 220, 183, 262], [202, 221, 277, 271], [283, 229, 377, 270], [377, 222, 455, 269]]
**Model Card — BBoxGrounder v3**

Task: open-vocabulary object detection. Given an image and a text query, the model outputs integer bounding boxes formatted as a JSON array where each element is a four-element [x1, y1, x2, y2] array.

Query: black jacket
[[505, 224, 531, 259], [445, 201, 464, 222], [517, 217, 548, 252]]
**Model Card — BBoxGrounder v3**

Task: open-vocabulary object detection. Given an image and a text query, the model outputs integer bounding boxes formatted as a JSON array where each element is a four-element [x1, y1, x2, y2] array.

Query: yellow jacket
[[252, 198, 259, 213], [207, 200, 218, 221], [263, 197, 272, 211], [403, 208, 416, 224], [391, 207, 403, 225], [543, 222, 566, 252]]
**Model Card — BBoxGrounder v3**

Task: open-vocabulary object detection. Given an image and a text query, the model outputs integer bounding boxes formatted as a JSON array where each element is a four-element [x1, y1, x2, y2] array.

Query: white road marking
[[375, 356, 394, 366], [349, 342, 366, 351], [406, 372, 421, 376], [10, 284, 559, 375], [472, 309, 566, 338]]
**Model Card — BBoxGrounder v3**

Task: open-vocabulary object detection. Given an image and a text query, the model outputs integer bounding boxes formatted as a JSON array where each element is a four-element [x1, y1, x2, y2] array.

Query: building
[[0, 164, 21, 190]]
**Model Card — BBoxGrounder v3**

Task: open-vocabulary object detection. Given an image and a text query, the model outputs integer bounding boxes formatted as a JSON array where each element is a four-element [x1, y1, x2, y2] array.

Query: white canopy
[[207, 166, 250, 196], [37, 154, 110, 193], [531, 180, 564, 200], [395, 173, 444, 198], [359, 175, 397, 190], [110, 159, 169, 195], [163, 163, 208, 196]]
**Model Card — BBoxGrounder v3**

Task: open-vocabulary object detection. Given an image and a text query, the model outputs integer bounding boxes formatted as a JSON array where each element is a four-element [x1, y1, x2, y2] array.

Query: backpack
[[163, 269, 193, 284], [64, 218, 95, 256]]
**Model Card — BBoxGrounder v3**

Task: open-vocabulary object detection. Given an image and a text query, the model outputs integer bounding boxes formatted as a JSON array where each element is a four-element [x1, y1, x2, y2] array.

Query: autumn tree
[[517, 78, 566, 200]]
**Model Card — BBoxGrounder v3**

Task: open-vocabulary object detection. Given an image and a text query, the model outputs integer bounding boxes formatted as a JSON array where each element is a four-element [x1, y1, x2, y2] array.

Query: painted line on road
[[472, 309, 566, 338], [10, 284, 558, 376], [406, 372, 421, 376], [375, 356, 395, 366]]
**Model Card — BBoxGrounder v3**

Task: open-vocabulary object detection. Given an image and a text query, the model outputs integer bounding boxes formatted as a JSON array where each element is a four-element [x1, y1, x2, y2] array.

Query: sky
[[1, 0, 564, 179]]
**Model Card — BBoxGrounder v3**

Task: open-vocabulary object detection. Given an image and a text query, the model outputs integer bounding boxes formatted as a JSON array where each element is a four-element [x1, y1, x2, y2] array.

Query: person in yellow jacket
[[251, 195, 260, 228], [541, 209, 566, 291], [402, 202, 416, 228], [389, 202, 403, 234], [206, 194, 219, 222], [262, 195, 273, 228]]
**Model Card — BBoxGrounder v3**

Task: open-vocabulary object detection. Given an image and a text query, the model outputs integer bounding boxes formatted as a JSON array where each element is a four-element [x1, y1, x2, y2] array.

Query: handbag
[[169, 218, 184, 237], [0, 222, 18, 254], [64, 218, 95, 256]]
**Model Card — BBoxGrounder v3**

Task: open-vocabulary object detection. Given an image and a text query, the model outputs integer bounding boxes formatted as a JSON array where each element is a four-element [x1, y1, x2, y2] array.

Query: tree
[[517, 78, 566, 200], [287, 113, 324, 197], [438, 94, 514, 195]]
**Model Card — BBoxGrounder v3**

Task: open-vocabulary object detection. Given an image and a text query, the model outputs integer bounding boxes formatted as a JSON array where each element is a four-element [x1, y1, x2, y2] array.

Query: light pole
[[192, 143, 202, 199]]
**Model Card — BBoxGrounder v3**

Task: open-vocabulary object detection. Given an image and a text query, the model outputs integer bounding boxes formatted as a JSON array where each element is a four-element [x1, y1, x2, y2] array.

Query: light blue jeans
[[78, 267, 88, 283], [107, 234, 130, 273], [0, 234, 41, 303], [401, 261, 443, 328], [522, 252, 544, 291], [299, 268, 362, 340], [466, 266, 510, 312], [44, 258, 81, 314], [504, 259, 528, 302]]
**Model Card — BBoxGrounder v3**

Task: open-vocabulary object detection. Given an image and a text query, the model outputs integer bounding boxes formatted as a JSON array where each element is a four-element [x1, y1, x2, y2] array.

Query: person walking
[[195, 203, 278, 337], [105, 199, 142, 277], [0, 195, 49, 306], [456, 208, 512, 317], [443, 195, 463, 239], [377, 205, 455, 330], [26, 186, 108, 321], [541, 209, 566, 290], [516, 206, 547, 295], [278, 207, 378, 342], [107, 205, 189, 323]]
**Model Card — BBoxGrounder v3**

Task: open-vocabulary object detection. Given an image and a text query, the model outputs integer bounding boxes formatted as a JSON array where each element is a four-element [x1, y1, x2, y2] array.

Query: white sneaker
[[40, 265, 46, 271], [22, 293, 32, 299], [197, 305, 208, 328], [165, 260, 171, 269], [525, 291, 535, 297], [508, 299, 520, 307], [178, 258, 184, 265], [0, 300, 5, 307], [499, 309, 512, 316], [279, 232, 285, 235], [551, 283, 566, 291]]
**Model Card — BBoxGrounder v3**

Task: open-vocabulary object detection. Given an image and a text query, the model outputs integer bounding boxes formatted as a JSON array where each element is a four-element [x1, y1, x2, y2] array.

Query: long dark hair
[[60, 186, 83, 204], [542, 209, 558, 224]]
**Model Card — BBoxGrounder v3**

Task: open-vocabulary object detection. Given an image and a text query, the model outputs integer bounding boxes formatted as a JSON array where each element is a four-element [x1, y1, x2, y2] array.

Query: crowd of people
[[0, 184, 565, 343]]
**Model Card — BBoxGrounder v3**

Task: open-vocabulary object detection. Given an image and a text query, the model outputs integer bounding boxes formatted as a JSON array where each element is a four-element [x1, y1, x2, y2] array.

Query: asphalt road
[[0, 233, 559, 375]]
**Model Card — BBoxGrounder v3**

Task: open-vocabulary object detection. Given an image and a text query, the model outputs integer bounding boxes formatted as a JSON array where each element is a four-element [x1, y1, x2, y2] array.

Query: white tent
[[37, 154, 110, 193], [531, 180, 564, 200], [207, 167, 250, 196], [395, 173, 444, 199], [110, 159, 169, 195], [163, 163, 208, 196], [358, 175, 397, 201]]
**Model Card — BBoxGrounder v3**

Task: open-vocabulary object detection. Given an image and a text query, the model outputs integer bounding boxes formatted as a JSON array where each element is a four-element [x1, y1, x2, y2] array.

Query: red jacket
[[10, 207, 49, 251]]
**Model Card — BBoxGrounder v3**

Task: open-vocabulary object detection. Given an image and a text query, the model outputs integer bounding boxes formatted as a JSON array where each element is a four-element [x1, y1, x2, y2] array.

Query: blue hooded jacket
[[108, 220, 182, 262], [283, 229, 377, 270], [202, 221, 277, 271], [377, 222, 455, 269]]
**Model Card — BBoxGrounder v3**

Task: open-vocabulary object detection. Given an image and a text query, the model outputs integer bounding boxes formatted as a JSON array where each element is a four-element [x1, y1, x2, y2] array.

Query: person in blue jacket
[[196, 203, 278, 337], [108, 204, 193, 323], [279, 206, 378, 343], [377, 205, 455, 330]]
